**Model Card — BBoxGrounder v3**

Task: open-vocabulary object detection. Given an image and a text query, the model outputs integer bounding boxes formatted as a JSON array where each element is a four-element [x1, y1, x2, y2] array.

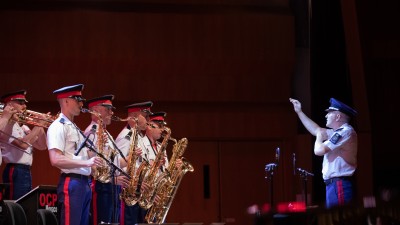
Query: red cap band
[[150, 116, 164, 121], [56, 91, 82, 99], [88, 99, 112, 108], [128, 107, 149, 113], [3, 94, 26, 103]]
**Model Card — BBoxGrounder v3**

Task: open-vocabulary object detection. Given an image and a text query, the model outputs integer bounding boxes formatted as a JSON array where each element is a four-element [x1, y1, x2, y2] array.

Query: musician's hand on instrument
[[135, 147, 142, 157], [140, 181, 150, 192], [2, 105, 17, 119], [88, 156, 103, 167], [5, 105, 20, 122], [154, 193, 162, 204], [149, 159, 155, 166], [175, 158, 183, 169], [115, 175, 129, 188], [102, 132, 108, 141], [160, 157, 166, 166]]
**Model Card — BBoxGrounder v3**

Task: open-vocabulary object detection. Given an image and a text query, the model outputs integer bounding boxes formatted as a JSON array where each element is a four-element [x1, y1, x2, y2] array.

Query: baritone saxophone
[[138, 127, 172, 209], [145, 137, 194, 224]]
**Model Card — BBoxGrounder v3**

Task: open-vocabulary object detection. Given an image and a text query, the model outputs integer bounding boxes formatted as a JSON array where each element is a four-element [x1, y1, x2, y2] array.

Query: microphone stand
[[297, 168, 313, 207], [110, 157, 118, 224], [265, 163, 278, 208], [86, 142, 131, 224]]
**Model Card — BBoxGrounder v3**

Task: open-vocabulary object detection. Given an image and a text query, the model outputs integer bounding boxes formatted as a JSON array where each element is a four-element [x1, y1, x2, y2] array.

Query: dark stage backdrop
[[0, 0, 385, 224]]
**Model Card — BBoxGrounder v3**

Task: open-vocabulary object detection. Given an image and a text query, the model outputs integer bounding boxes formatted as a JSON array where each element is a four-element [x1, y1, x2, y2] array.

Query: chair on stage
[[3, 200, 28, 225], [37, 209, 58, 225]]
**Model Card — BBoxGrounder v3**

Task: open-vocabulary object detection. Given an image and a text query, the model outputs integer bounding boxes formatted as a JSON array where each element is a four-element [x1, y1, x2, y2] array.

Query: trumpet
[[0, 103, 57, 128]]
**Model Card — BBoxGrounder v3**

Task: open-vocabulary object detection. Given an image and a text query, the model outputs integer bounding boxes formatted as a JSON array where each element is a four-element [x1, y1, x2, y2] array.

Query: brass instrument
[[138, 127, 172, 209], [120, 118, 150, 206], [145, 138, 194, 224], [0, 103, 57, 128], [82, 108, 113, 183], [111, 115, 133, 122], [0, 130, 33, 155]]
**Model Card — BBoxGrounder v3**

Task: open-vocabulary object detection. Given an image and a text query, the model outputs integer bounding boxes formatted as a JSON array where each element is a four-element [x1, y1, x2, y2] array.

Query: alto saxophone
[[138, 127, 172, 209], [82, 108, 112, 183], [120, 120, 150, 206], [145, 137, 194, 224]]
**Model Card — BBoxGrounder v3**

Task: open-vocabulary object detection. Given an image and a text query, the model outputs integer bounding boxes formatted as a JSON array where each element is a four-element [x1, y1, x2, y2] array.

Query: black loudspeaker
[[37, 209, 58, 225], [3, 200, 28, 225], [0, 183, 9, 199], [16, 185, 58, 225], [0, 183, 10, 224]]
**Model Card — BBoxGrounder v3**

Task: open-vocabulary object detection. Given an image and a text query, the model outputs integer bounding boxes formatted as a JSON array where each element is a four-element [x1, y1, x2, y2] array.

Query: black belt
[[324, 176, 352, 185], [61, 173, 89, 180], [7, 163, 31, 170]]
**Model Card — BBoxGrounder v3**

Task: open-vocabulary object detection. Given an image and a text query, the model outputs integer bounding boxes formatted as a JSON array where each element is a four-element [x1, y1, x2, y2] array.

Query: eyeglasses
[[68, 96, 86, 102], [150, 122, 165, 129], [141, 109, 153, 115], [151, 124, 162, 129], [100, 104, 115, 111]]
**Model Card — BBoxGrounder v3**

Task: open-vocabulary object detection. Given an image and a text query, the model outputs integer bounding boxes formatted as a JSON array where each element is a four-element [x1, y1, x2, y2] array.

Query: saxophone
[[120, 121, 150, 206], [138, 127, 172, 209], [83, 108, 112, 183], [145, 138, 194, 224]]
